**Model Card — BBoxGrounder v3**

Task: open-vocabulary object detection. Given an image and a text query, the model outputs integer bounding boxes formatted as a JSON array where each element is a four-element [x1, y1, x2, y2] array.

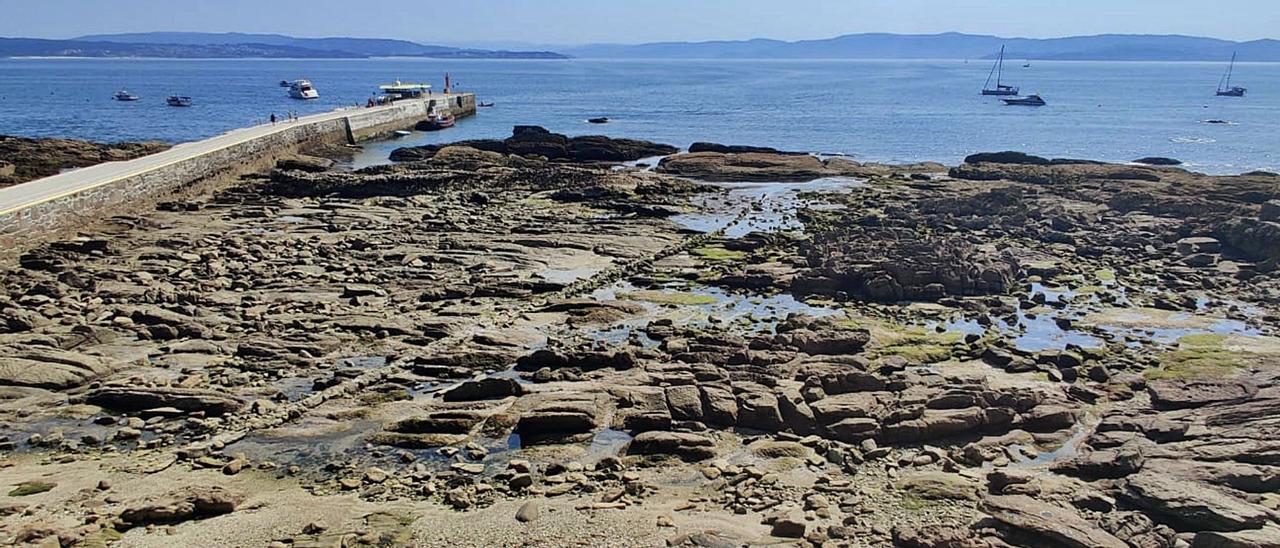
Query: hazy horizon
[[2, 0, 1276, 46]]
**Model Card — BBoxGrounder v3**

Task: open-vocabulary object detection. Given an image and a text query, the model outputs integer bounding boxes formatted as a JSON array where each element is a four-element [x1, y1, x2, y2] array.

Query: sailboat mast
[[1226, 52, 1236, 87], [996, 45, 1005, 86]]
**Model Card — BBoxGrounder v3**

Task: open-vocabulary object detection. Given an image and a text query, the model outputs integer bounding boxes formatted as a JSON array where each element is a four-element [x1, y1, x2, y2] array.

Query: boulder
[[627, 431, 716, 461], [1133, 157, 1183, 166], [688, 142, 804, 155], [879, 408, 988, 444], [897, 472, 978, 501], [664, 385, 705, 421], [516, 397, 600, 445], [119, 486, 244, 527], [1261, 200, 1280, 222], [85, 386, 244, 416], [275, 155, 334, 172], [768, 509, 807, 538], [964, 151, 1052, 165], [892, 524, 987, 548], [1053, 447, 1145, 479], [788, 329, 871, 355], [442, 377, 524, 402]]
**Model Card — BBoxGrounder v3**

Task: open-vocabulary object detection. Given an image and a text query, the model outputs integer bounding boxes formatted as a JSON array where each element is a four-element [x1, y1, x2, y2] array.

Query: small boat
[[1022, 60, 1031, 68], [981, 45, 1020, 96], [588, 117, 610, 124], [1003, 94, 1046, 106], [478, 102, 495, 108], [419, 109, 455, 131], [393, 130, 412, 137], [288, 79, 319, 100], [1216, 52, 1246, 97], [279, 80, 291, 87], [166, 96, 193, 107], [113, 89, 139, 101]]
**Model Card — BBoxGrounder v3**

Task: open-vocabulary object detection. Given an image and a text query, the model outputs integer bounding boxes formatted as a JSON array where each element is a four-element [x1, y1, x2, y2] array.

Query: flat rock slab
[[0, 348, 123, 389], [983, 494, 1127, 548], [1149, 379, 1258, 410], [85, 386, 245, 416], [1122, 471, 1275, 532]]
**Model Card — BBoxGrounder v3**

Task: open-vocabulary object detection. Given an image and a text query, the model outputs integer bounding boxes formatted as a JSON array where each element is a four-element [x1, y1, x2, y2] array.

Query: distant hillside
[[562, 32, 1280, 61], [0, 32, 568, 59], [0, 37, 359, 58]]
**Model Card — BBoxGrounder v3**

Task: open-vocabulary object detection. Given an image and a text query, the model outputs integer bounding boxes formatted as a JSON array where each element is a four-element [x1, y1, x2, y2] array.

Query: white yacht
[[288, 80, 319, 100]]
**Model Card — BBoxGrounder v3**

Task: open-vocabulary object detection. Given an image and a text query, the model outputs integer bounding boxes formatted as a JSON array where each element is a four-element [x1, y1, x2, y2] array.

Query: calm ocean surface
[[0, 58, 1276, 173]]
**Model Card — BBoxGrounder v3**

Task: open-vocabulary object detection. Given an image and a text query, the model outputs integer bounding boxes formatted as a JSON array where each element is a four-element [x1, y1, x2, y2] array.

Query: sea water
[[0, 57, 1276, 173]]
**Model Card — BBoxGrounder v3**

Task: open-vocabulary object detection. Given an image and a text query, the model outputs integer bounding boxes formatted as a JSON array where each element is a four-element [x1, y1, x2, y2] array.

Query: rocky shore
[[1, 133, 1278, 547], [0, 136, 170, 188]]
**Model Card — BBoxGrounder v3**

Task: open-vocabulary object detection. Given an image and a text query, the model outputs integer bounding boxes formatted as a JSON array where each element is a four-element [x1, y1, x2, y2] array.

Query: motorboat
[[1003, 94, 1046, 106], [981, 45, 1020, 96], [166, 95, 193, 107], [588, 117, 610, 124], [378, 81, 432, 100], [393, 130, 413, 137], [1216, 52, 1246, 97], [113, 89, 139, 101], [279, 80, 291, 87], [288, 79, 319, 100], [419, 108, 455, 131], [478, 102, 495, 108]]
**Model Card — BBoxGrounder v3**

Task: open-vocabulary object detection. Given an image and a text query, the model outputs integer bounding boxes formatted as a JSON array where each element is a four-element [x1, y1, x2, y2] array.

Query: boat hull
[[420, 117, 455, 131], [981, 89, 1020, 96], [1003, 96, 1045, 106], [1217, 88, 1246, 97]]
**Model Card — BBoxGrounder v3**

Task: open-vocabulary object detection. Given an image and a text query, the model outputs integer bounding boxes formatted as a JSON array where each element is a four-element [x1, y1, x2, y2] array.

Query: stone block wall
[[0, 94, 476, 257]]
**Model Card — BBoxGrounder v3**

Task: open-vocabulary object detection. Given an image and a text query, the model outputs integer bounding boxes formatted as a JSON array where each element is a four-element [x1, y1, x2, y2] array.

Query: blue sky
[[1, 0, 1275, 45]]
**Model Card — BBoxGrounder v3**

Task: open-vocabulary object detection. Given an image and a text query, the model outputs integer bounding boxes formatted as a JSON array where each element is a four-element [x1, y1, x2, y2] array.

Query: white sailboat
[[982, 45, 1020, 96]]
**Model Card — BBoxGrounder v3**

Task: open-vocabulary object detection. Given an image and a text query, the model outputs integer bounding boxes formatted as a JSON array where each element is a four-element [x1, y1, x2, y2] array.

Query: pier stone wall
[[0, 94, 475, 257]]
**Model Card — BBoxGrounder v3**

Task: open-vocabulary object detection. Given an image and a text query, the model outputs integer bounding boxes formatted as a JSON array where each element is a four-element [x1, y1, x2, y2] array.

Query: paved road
[[0, 102, 407, 216]]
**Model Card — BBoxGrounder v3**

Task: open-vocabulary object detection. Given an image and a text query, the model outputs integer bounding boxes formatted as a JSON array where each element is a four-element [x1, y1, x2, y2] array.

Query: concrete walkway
[[0, 102, 404, 217]]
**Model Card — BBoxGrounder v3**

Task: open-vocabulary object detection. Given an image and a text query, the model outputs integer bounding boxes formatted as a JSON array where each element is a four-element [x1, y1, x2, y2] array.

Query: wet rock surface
[[389, 125, 678, 163], [0, 145, 1277, 546]]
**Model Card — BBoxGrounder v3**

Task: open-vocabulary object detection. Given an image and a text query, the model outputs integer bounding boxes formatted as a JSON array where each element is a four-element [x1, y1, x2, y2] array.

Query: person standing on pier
[[270, 113, 277, 125]]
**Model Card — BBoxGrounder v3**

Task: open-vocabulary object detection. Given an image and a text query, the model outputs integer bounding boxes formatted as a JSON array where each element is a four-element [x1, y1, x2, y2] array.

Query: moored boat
[[982, 45, 1020, 96], [113, 89, 139, 101], [166, 95, 193, 107], [419, 108, 455, 131], [1216, 52, 1246, 97], [588, 117, 610, 124], [478, 102, 495, 107], [288, 79, 319, 100], [1003, 94, 1046, 106]]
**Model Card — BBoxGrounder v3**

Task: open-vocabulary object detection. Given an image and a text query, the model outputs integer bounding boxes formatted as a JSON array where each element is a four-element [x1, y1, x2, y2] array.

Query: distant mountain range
[[4, 31, 1278, 61], [562, 32, 1280, 61], [0, 32, 567, 59]]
